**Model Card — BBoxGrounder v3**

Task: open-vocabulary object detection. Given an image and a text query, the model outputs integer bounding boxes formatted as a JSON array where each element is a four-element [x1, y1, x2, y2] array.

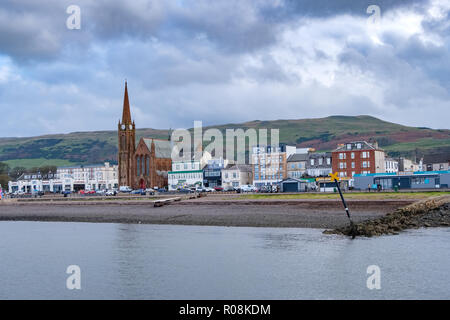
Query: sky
[[0, 0, 449, 137]]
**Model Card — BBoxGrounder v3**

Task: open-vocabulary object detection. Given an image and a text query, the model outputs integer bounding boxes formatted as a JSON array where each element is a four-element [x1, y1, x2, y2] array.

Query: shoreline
[[0, 198, 414, 229], [325, 195, 450, 236]]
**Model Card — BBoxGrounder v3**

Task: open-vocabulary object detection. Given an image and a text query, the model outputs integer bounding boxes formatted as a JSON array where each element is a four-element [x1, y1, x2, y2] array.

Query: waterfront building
[[168, 152, 211, 190], [385, 158, 399, 174], [287, 153, 308, 179], [353, 171, 450, 190], [252, 144, 296, 187], [422, 153, 450, 172], [118, 81, 172, 189], [203, 158, 228, 188], [306, 152, 333, 177], [396, 157, 421, 173], [315, 176, 351, 192], [222, 164, 253, 189], [8, 162, 118, 193], [332, 141, 386, 178]]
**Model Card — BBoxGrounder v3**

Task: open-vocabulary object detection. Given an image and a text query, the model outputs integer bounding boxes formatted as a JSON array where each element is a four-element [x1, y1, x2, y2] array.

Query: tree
[[0, 174, 10, 190], [39, 165, 57, 175], [9, 166, 26, 180], [0, 162, 10, 175]]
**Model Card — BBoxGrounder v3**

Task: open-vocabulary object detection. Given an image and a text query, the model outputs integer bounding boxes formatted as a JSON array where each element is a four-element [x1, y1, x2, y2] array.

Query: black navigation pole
[[329, 173, 357, 239]]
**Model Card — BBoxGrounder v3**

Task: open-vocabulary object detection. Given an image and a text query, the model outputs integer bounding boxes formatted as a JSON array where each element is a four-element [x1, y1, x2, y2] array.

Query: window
[[362, 161, 367, 168], [352, 162, 355, 168], [351, 152, 355, 159], [310, 159, 315, 166], [326, 158, 331, 165], [346, 144, 352, 150], [357, 143, 362, 149], [137, 157, 140, 176], [319, 158, 323, 165]]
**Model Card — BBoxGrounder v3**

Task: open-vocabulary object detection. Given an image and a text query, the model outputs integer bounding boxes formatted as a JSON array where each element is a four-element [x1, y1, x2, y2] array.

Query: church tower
[[118, 81, 136, 187]]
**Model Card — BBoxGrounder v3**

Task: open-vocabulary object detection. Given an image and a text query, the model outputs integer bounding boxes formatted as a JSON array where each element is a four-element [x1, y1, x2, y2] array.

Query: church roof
[[121, 81, 132, 124], [143, 138, 172, 159]]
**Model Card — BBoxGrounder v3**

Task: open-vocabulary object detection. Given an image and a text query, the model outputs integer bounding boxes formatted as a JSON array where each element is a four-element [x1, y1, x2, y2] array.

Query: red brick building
[[332, 141, 386, 178], [118, 82, 172, 189]]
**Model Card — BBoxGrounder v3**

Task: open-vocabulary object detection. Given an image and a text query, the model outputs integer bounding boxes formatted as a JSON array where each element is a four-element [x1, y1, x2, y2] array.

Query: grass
[[2, 158, 77, 169], [237, 191, 450, 200]]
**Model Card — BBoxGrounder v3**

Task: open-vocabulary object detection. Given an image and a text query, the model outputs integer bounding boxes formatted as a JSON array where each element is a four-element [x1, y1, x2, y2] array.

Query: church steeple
[[121, 81, 132, 125], [118, 80, 136, 187]]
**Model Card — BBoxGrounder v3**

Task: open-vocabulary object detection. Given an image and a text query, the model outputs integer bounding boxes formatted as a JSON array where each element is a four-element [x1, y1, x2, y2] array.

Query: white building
[[222, 164, 253, 189], [8, 162, 118, 193], [385, 158, 399, 173], [168, 152, 211, 190]]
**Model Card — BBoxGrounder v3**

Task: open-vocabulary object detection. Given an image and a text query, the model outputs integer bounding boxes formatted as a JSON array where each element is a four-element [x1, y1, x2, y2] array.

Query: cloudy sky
[[0, 0, 449, 137]]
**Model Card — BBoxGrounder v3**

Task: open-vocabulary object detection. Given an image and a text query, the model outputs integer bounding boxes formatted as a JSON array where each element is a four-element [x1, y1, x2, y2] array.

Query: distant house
[[287, 153, 308, 179], [222, 164, 253, 189], [385, 158, 399, 174], [332, 141, 385, 178], [423, 153, 450, 172], [306, 152, 333, 177], [397, 157, 421, 173], [203, 158, 228, 188]]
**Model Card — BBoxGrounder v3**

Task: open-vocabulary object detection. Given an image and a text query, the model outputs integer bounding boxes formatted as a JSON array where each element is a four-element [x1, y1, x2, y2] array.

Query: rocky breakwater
[[324, 195, 450, 237]]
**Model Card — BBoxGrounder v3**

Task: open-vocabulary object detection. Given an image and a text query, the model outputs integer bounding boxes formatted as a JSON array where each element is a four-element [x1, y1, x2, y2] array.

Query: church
[[117, 82, 172, 189]]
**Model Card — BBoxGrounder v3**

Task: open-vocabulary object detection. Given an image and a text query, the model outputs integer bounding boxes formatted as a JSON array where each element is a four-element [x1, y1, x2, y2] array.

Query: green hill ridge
[[1, 115, 449, 168]]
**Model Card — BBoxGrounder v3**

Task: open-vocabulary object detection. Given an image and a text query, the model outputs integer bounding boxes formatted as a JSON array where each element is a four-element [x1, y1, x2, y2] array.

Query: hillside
[[0, 115, 449, 168]]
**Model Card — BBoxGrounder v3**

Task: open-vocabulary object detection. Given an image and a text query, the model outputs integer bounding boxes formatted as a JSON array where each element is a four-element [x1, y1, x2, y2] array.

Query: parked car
[[119, 186, 132, 193], [62, 190, 71, 197], [258, 185, 272, 193], [204, 187, 214, 192], [105, 190, 117, 196], [145, 188, 155, 195], [177, 188, 194, 193], [157, 188, 167, 193], [240, 184, 257, 192], [131, 189, 146, 195], [213, 186, 224, 192], [223, 186, 235, 192], [195, 186, 206, 192]]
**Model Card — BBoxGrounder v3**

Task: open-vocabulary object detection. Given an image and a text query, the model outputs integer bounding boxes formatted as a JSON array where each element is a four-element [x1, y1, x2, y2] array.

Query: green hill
[[0, 115, 449, 168]]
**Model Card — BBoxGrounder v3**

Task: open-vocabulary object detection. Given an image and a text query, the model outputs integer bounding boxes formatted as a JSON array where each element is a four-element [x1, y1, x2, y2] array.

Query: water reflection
[[0, 222, 448, 299]]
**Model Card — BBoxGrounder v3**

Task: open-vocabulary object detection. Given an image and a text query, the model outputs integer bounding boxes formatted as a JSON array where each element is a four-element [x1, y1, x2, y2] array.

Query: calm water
[[0, 221, 448, 299]]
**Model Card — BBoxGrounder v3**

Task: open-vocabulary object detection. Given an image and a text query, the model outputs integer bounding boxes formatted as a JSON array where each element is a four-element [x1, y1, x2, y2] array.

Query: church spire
[[121, 80, 132, 125]]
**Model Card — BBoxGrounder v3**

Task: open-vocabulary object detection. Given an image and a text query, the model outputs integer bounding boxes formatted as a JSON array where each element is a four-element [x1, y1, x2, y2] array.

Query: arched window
[[136, 156, 140, 176], [146, 156, 150, 176]]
